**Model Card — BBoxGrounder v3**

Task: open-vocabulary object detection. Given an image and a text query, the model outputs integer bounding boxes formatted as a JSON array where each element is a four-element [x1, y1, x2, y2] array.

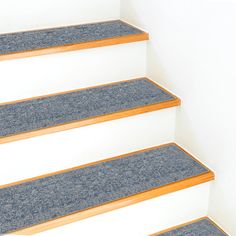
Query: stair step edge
[[0, 20, 148, 61], [0, 143, 214, 235], [0, 78, 180, 144]]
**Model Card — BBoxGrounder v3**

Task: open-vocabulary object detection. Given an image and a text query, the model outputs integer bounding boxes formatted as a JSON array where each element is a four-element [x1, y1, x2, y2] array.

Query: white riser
[[36, 182, 210, 236], [0, 0, 120, 33], [0, 108, 176, 186], [0, 41, 146, 103]]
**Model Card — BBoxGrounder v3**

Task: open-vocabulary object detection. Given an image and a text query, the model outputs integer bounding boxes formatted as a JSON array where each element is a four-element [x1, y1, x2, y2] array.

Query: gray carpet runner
[[0, 78, 176, 138], [0, 144, 210, 234], [0, 20, 145, 55]]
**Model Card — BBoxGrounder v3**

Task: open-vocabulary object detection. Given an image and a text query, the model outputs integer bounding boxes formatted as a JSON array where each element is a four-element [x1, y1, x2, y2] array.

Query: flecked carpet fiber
[[0, 144, 209, 234], [0, 20, 144, 55], [0, 78, 176, 138], [157, 218, 227, 236]]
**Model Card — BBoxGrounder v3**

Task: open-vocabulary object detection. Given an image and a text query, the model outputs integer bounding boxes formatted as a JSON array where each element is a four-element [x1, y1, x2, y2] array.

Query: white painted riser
[[34, 183, 210, 236], [0, 108, 176, 186], [0, 41, 146, 103]]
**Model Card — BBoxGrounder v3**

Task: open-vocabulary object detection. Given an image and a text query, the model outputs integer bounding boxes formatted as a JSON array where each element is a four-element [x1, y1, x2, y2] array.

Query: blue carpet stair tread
[[0, 20, 145, 55], [0, 144, 210, 234], [0, 78, 177, 138], [156, 218, 227, 236]]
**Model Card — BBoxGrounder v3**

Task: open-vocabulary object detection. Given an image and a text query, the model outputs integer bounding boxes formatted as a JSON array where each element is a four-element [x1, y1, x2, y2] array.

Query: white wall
[[0, 0, 120, 33], [121, 0, 236, 235]]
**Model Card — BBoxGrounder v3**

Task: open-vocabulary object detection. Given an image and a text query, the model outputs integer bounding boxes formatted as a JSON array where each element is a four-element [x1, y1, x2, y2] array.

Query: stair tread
[[154, 218, 227, 236], [0, 78, 180, 143], [0, 20, 148, 60], [0, 143, 213, 234]]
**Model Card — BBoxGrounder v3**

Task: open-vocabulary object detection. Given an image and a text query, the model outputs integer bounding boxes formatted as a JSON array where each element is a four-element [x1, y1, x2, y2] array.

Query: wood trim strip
[[13, 174, 214, 235], [0, 78, 181, 145], [13, 176, 214, 234], [9, 143, 214, 235], [207, 217, 229, 236], [0, 33, 148, 61], [150, 217, 228, 236]]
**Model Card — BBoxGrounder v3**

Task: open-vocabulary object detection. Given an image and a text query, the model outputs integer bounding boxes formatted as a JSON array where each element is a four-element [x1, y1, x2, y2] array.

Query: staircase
[[0, 14, 227, 236]]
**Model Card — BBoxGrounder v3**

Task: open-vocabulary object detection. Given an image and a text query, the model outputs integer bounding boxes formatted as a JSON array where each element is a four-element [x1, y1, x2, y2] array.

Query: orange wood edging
[[0, 78, 181, 144], [11, 143, 214, 235]]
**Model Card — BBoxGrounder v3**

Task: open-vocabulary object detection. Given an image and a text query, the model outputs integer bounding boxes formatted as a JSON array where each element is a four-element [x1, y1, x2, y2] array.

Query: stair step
[[1, 143, 214, 235], [152, 217, 228, 236], [0, 78, 180, 144], [0, 20, 148, 61]]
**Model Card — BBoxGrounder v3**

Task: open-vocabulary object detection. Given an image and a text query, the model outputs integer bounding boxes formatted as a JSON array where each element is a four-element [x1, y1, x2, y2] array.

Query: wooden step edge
[[0, 33, 149, 61], [150, 217, 229, 236], [9, 143, 214, 235], [0, 78, 180, 145], [13, 172, 214, 235]]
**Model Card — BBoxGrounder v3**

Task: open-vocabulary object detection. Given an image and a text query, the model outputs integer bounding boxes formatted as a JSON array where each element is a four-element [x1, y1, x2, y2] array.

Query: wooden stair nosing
[[8, 143, 214, 235], [14, 173, 214, 235], [0, 78, 180, 145], [0, 20, 149, 61], [0, 33, 148, 61]]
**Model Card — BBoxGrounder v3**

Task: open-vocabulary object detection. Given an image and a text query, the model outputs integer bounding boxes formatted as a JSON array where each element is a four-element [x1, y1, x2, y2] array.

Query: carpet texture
[[157, 218, 227, 236], [0, 20, 144, 55], [0, 78, 176, 138], [0, 144, 209, 234]]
